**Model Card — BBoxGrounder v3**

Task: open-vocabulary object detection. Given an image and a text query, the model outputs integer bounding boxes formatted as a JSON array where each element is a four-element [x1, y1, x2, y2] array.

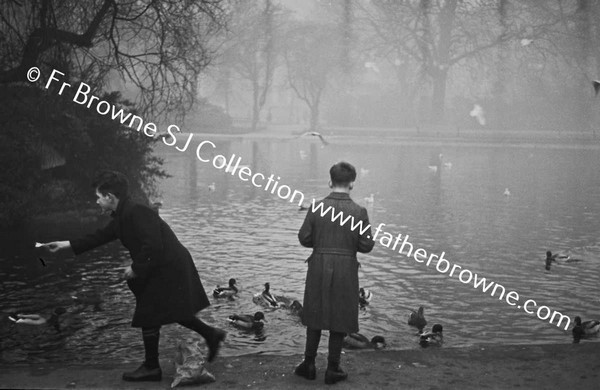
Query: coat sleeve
[[129, 205, 164, 279], [70, 220, 118, 255], [298, 209, 315, 248], [357, 207, 375, 253]]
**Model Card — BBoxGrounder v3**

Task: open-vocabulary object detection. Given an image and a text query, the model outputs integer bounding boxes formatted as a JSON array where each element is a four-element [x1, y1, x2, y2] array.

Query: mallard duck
[[228, 312, 265, 330], [253, 283, 281, 308], [572, 316, 600, 343], [408, 306, 427, 332], [290, 300, 303, 317], [213, 278, 238, 298], [359, 288, 373, 306], [9, 308, 66, 331], [419, 324, 443, 347], [343, 333, 386, 349]]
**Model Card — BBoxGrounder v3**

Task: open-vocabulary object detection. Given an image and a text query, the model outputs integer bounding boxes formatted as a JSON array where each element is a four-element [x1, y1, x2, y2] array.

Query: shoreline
[[1, 342, 598, 389]]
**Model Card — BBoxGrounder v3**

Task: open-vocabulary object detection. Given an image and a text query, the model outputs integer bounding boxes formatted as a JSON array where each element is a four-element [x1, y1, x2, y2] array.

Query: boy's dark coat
[[71, 197, 209, 327]]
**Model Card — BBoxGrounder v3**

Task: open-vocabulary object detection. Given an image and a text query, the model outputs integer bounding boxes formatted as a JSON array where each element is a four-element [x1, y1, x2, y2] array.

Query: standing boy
[[295, 161, 375, 384], [46, 170, 225, 382]]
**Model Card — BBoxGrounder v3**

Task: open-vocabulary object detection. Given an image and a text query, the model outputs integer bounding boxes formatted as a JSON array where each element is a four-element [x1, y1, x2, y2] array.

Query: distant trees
[[221, 0, 282, 131], [283, 22, 342, 131]]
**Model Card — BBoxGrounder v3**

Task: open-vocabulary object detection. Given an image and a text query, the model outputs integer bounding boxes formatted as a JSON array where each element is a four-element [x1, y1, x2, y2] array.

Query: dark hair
[[432, 324, 443, 333], [93, 170, 129, 199], [330, 162, 356, 186]]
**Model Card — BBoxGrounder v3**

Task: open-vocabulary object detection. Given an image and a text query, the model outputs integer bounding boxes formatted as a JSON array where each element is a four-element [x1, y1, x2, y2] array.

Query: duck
[[408, 306, 427, 332], [9, 307, 66, 332], [252, 283, 281, 308], [359, 288, 373, 306], [364, 194, 375, 205], [228, 312, 265, 331], [289, 300, 303, 317], [213, 278, 239, 298], [572, 316, 600, 343], [419, 324, 443, 347], [343, 333, 386, 349], [71, 290, 103, 311], [547, 250, 582, 264]]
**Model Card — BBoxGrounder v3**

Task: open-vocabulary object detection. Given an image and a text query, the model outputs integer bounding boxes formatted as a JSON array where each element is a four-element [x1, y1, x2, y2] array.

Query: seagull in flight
[[295, 131, 329, 146]]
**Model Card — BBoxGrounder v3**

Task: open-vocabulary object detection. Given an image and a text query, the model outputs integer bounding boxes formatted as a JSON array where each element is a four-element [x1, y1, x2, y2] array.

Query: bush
[[0, 85, 167, 227]]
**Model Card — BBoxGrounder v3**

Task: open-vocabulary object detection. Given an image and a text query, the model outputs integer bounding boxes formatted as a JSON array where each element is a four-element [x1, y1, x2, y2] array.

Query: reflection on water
[[1, 137, 600, 364]]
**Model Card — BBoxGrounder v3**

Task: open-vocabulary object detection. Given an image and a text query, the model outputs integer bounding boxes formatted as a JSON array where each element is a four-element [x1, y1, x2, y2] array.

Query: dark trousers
[[142, 317, 216, 368], [303, 327, 345, 366]]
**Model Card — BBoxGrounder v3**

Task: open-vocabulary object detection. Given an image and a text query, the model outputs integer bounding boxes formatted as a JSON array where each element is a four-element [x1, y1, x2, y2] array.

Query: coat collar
[[326, 192, 352, 200], [111, 196, 131, 218]]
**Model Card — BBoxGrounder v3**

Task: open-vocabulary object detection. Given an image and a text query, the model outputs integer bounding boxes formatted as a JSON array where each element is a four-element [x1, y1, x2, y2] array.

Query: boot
[[324, 362, 347, 385], [122, 362, 162, 382], [294, 357, 316, 380]]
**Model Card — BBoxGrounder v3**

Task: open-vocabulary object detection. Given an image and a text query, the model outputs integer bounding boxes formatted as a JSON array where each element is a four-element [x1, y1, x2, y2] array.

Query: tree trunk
[[430, 68, 447, 123], [309, 103, 320, 131], [251, 79, 260, 131]]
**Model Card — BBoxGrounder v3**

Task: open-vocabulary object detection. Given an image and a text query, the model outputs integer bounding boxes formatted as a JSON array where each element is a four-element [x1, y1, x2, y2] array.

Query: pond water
[[2, 135, 600, 364]]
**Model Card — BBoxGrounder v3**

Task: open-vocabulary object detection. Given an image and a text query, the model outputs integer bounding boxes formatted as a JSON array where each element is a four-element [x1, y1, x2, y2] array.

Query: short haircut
[[93, 170, 129, 199], [330, 161, 356, 186]]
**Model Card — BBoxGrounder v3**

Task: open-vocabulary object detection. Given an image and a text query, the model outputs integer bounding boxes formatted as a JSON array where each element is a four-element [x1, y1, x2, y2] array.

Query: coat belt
[[312, 248, 356, 256]]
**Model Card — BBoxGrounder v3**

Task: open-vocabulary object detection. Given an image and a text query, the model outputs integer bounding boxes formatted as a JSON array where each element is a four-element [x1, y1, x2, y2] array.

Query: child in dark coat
[[46, 170, 225, 382], [295, 162, 374, 384]]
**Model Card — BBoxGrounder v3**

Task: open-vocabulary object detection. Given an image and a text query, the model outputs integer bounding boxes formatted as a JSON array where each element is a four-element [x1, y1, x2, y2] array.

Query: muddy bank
[[0, 342, 598, 389]]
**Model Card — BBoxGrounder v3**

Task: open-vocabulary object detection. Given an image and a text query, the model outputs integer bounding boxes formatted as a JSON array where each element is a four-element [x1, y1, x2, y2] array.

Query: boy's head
[[93, 170, 129, 212], [329, 162, 356, 189], [93, 170, 129, 199]]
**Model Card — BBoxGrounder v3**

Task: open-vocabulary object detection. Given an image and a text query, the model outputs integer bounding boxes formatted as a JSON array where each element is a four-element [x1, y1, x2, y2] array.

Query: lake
[[1, 134, 599, 364]]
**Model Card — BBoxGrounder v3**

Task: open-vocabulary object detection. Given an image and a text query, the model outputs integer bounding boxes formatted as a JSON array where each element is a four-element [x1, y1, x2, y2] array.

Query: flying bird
[[295, 131, 329, 146]]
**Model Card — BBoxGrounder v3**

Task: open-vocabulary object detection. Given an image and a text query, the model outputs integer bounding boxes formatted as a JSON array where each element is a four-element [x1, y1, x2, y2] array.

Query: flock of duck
[[215, 280, 444, 350]]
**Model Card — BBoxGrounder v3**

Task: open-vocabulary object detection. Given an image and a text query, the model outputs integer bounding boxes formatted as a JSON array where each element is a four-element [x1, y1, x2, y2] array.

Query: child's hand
[[45, 241, 71, 253]]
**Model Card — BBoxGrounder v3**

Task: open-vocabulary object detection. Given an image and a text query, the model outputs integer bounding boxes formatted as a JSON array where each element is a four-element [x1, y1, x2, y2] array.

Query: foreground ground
[[1, 342, 598, 389]]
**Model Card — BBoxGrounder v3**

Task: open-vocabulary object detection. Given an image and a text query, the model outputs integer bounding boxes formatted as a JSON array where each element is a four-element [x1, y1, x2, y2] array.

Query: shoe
[[207, 328, 226, 362], [294, 360, 316, 380], [122, 363, 162, 382], [324, 365, 347, 385]]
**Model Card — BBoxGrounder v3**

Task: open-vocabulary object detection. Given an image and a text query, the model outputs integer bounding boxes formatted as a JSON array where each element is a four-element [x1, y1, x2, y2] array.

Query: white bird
[[469, 104, 486, 126], [299, 150, 307, 160], [520, 38, 533, 46], [360, 168, 370, 177], [503, 188, 511, 196], [208, 183, 216, 192], [295, 131, 329, 146], [364, 194, 374, 205]]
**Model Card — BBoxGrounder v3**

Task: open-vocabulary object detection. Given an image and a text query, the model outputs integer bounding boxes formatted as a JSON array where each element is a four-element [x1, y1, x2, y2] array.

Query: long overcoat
[[298, 192, 374, 333], [70, 197, 210, 328]]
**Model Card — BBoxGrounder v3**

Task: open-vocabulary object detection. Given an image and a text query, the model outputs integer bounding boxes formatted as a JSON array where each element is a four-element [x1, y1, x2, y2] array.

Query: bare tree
[[0, 0, 227, 117], [360, 0, 540, 124], [283, 22, 341, 131], [222, 0, 281, 131]]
